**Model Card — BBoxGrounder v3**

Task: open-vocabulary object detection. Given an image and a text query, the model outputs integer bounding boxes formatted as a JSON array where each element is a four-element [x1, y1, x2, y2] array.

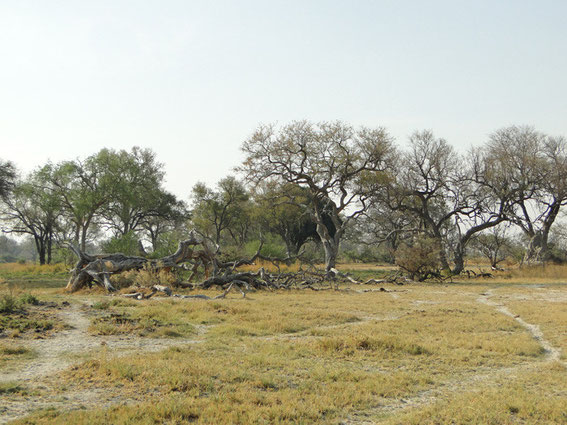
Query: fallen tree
[[66, 231, 405, 295], [65, 232, 206, 292]]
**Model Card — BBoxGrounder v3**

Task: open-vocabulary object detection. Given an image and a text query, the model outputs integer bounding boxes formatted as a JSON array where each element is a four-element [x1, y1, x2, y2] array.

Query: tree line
[[1, 122, 566, 277]]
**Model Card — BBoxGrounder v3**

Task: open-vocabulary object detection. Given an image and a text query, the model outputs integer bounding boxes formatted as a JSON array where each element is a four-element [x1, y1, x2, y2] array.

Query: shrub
[[134, 264, 177, 288], [0, 295, 18, 313], [19, 293, 39, 306], [395, 236, 442, 281]]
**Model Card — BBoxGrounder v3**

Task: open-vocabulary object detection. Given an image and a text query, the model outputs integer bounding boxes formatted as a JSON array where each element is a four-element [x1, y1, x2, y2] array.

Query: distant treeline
[[1, 122, 566, 276]]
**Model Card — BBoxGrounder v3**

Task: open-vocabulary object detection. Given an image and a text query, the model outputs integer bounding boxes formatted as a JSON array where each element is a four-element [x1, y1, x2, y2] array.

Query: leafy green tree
[[191, 176, 250, 245], [101, 231, 143, 256], [0, 159, 16, 201], [1, 166, 63, 264], [0, 234, 23, 263], [46, 147, 180, 252], [48, 153, 113, 251], [99, 147, 172, 237], [140, 191, 189, 252]]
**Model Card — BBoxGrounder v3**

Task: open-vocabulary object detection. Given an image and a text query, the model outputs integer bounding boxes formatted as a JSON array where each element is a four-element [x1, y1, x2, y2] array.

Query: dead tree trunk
[[65, 233, 202, 292]]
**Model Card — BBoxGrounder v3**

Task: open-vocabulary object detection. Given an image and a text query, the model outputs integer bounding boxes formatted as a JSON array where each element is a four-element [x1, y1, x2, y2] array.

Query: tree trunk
[[47, 233, 52, 265], [322, 238, 338, 273], [452, 247, 465, 276], [523, 232, 542, 264], [451, 216, 507, 275], [35, 236, 46, 265], [80, 225, 88, 252], [66, 234, 202, 292]]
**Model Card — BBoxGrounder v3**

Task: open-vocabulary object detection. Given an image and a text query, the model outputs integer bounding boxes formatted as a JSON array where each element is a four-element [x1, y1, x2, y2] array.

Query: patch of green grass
[[0, 382, 27, 395], [88, 308, 196, 338], [91, 301, 110, 310]]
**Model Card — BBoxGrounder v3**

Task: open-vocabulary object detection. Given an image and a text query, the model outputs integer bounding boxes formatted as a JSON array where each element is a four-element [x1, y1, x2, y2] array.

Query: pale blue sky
[[1, 0, 566, 198]]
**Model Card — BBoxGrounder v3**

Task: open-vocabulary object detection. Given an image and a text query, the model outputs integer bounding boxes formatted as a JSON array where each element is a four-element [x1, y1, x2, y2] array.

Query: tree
[[382, 130, 458, 271], [1, 166, 63, 264], [471, 225, 513, 269], [48, 154, 113, 251], [485, 126, 567, 263], [377, 130, 513, 275], [0, 159, 16, 201], [253, 182, 335, 256], [99, 147, 172, 237], [191, 176, 250, 245], [140, 191, 189, 253], [241, 121, 395, 273], [352, 205, 414, 263], [0, 234, 24, 263]]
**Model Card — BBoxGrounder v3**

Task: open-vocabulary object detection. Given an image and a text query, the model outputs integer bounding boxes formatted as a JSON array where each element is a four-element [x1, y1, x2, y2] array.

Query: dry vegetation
[[0, 263, 566, 424]]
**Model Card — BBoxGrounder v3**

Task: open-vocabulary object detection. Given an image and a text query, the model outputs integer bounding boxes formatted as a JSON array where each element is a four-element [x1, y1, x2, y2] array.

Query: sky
[[1, 0, 566, 200]]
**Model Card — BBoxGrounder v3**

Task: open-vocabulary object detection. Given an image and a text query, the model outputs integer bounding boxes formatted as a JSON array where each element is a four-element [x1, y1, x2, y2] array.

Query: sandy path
[[477, 289, 563, 363]]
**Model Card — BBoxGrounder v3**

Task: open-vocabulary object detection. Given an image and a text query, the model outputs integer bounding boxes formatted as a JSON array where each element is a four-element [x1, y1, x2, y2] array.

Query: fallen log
[[65, 232, 203, 292]]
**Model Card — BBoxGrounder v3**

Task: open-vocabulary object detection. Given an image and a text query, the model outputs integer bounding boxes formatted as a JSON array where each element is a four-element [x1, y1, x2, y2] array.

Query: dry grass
[[491, 285, 567, 359], [492, 263, 567, 283], [378, 362, 567, 425], [0, 263, 67, 276], [4, 281, 564, 425], [237, 258, 307, 273], [1, 262, 566, 424]]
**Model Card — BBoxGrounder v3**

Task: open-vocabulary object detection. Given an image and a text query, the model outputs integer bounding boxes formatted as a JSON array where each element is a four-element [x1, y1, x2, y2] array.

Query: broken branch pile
[[66, 231, 405, 296]]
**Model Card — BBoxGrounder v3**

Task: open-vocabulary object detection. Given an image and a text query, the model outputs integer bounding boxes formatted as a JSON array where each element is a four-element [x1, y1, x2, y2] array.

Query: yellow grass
[[0, 263, 67, 275], [5, 281, 565, 424], [500, 263, 567, 282]]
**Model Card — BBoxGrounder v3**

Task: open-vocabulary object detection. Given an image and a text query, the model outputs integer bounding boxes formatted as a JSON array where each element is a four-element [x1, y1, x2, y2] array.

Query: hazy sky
[[1, 0, 566, 199]]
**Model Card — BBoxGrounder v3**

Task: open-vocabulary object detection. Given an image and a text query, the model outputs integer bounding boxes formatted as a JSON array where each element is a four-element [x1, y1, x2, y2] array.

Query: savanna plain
[[0, 263, 566, 425]]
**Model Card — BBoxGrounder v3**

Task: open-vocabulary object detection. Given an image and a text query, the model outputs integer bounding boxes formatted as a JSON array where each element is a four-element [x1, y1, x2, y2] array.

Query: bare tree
[[241, 121, 395, 273], [376, 130, 513, 275], [485, 126, 567, 263], [471, 225, 513, 269]]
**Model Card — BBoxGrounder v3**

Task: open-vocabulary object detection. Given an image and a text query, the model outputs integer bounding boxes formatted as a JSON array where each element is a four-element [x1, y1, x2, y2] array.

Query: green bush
[[101, 231, 141, 256], [19, 293, 39, 305], [0, 295, 18, 313]]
